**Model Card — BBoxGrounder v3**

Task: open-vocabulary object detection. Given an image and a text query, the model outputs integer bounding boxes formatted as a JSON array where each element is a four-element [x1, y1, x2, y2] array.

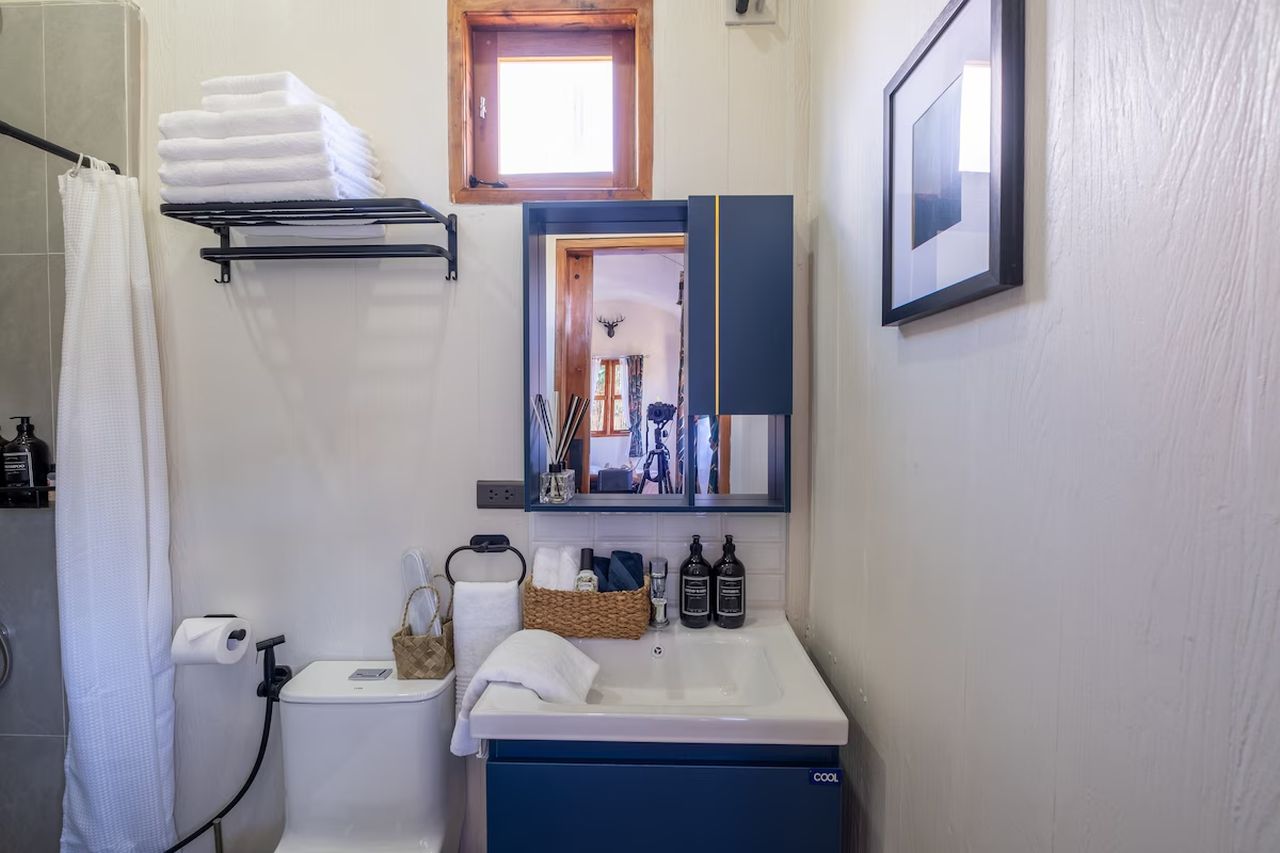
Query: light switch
[[725, 0, 778, 27]]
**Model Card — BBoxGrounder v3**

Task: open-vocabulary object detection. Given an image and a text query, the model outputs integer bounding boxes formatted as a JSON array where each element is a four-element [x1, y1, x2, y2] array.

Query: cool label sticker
[[808, 768, 843, 785]]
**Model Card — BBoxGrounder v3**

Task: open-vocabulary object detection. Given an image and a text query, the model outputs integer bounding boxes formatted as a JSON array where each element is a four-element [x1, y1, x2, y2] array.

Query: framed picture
[[882, 0, 1024, 326]]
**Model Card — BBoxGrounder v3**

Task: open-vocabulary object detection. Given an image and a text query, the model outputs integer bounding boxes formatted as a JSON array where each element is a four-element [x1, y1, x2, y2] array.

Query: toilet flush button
[[349, 668, 392, 680]]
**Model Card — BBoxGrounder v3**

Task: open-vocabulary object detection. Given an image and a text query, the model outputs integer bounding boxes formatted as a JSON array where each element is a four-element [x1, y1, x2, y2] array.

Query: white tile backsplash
[[656, 513, 724, 540], [594, 514, 658, 540], [724, 514, 788, 541], [530, 513, 788, 609]]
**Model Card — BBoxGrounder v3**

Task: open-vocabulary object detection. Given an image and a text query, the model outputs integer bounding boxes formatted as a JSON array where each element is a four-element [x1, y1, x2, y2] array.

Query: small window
[[591, 358, 630, 437], [448, 0, 653, 204]]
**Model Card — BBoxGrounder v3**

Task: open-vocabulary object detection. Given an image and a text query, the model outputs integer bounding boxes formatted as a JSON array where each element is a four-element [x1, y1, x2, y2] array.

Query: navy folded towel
[[608, 550, 645, 592], [592, 556, 612, 591]]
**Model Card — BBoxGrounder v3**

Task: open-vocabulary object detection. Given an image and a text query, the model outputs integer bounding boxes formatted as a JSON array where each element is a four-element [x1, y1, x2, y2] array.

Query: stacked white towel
[[157, 72, 385, 205]]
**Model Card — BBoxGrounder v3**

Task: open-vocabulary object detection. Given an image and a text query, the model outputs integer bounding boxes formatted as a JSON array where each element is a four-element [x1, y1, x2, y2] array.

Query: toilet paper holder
[[204, 614, 248, 643]]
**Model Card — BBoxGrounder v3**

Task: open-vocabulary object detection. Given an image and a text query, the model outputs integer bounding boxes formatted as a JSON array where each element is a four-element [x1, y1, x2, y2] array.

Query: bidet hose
[[163, 669, 277, 852]]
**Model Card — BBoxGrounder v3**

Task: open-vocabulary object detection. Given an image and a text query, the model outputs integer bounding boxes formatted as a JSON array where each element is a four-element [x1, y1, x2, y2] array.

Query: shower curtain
[[56, 160, 176, 851], [625, 355, 644, 458]]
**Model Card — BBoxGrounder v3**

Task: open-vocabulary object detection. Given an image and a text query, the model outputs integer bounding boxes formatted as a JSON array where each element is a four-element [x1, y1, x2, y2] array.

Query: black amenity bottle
[[679, 535, 712, 628], [713, 535, 746, 629], [3, 416, 51, 508]]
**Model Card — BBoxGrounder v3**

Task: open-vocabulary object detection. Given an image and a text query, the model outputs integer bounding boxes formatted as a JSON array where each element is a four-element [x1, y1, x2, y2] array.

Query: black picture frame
[[882, 0, 1025, 327]]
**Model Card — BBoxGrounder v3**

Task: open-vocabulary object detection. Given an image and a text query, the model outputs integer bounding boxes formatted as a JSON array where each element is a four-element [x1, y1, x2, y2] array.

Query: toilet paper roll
[[170, 617, 251, 665]]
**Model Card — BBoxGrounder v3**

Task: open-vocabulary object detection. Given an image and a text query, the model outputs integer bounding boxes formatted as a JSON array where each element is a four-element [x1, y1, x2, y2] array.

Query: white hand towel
[[451, 581, 521, 719], [201, 71, 323, 98], [450, 629, 599, 756], [531, 547, 563, 590], [558, 545, 582, 590], [157, 131, 378, 174], [158, 153, 378, 187], [159, 175, 384, 204], [159, 105, 369, 144], [201, 91, 337, 113]]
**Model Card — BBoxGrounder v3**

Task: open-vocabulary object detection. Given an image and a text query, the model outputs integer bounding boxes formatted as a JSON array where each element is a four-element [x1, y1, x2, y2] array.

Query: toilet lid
[[281, 660, 454, 704]]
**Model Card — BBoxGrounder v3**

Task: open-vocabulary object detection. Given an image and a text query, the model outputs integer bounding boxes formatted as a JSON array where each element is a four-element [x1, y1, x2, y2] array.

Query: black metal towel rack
[[160, 198, 458, 284], [444, 535, 527, 586], [0, 118, 122, 174]]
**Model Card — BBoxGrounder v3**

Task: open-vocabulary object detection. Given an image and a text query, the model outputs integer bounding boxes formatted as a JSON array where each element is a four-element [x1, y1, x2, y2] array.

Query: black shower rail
[[0, 118, 123, 174]]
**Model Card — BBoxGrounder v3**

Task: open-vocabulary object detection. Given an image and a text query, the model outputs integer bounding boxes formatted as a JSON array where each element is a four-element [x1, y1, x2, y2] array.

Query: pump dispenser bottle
[[3, 417, 50, 508], [679, 535, 712, 628], [713, 535, 746, 628]]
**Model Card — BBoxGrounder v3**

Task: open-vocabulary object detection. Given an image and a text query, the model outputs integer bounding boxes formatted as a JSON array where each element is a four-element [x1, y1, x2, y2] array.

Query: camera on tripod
[[636, 401, 678, 494], [646, 401, 676, 426]]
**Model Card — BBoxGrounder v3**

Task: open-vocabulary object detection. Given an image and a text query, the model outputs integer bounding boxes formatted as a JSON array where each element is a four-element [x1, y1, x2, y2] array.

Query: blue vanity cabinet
[[687, 195, 794, 417], [486, 740, 842, 852]]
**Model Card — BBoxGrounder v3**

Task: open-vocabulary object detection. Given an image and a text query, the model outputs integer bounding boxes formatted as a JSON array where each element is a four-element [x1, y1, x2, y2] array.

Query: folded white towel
[[157, 131, 378, 174], [158, 153, 378, 187], [159, 104, 369, 144], [239, 224, 387, 239], [559, 545, 583, 590], [532, 547, 576, 591], [450, 629, 599, 756], [451, 581, 521, 719], [201, 71, 322, 98], [159, 175, 384, 204], [201, 90, 336, 113]]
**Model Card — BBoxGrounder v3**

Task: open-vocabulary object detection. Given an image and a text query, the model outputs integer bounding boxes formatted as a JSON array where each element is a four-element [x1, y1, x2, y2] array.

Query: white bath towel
[[451, 581, 521, 719], [238, 224, 387, 239], [450, 630, 599, 756], [201, 70, 322, 98], [159, 175, 384, 204], [201, 90, 336, 113], [158, 153, 378, 187], [158, 104, 369, 144], [157, 131, 378, 174]]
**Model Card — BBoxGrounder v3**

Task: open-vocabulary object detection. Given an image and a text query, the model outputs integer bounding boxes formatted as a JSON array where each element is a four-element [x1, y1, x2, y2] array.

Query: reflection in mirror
[[690, 415, 771, 496], [545, 234, 686, 496]]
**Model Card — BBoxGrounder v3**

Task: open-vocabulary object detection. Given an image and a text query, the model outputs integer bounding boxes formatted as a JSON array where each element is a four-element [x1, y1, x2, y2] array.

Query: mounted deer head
[[596, 314, 626, 338]]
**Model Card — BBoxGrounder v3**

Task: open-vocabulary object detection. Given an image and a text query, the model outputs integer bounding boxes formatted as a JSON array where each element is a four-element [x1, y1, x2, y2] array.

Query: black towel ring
[[444, 535, 527, 585]]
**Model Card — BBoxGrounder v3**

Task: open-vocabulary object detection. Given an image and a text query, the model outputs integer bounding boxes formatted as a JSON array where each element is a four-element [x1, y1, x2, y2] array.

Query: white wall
[[130, 1, 810, 850], [806, 2, 1280, 852]]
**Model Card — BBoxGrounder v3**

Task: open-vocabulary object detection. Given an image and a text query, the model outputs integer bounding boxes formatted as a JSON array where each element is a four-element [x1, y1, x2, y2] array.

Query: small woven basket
[[523, 576, 650, 640], [391, 582, 454, 679]]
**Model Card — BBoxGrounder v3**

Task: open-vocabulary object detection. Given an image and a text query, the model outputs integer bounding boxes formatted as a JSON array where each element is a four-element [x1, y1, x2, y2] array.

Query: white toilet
[[273, 660, 463, 852]]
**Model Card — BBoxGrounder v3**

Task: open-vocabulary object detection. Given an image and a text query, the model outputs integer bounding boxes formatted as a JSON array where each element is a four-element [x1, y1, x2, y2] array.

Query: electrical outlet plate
[[725, 0, 778, 26], [476, 480, 524, 509]]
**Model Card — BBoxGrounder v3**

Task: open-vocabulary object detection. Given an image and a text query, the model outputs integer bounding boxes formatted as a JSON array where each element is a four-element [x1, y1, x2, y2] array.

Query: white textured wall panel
[[126, 1, 811, 850], [806, 1, 1280, 852]]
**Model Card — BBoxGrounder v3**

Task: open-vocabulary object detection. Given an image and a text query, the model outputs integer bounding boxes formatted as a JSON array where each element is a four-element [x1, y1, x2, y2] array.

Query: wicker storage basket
[[523, 576, 651, 640], [391, 582, 454, 679]]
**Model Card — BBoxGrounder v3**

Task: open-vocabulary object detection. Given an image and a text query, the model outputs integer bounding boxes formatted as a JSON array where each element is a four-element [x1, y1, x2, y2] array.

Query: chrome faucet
[[649, 558, 670, 629]]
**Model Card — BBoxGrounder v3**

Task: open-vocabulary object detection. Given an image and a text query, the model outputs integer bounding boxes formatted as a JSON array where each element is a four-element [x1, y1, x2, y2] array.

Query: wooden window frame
[[447, 0, 653, 204], [591, 358, 631, 438]]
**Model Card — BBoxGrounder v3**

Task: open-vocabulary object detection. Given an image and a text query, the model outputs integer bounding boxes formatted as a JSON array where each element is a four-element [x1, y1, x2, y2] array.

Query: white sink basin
[[469, 611, 848, 745]]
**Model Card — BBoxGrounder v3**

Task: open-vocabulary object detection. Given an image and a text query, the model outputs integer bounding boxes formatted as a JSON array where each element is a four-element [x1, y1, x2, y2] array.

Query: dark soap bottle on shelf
[[713, 535, 746, 629], [3, 416, 50, 508], [679, 535, 712, 629]]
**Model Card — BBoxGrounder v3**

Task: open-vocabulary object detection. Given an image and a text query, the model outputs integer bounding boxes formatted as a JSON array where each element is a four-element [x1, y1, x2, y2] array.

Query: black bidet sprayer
[[164, 634, 292, 853]]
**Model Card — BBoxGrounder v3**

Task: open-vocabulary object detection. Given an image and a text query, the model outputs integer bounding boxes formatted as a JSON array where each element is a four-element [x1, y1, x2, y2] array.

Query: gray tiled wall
[[0, 512, 63, 851], [0, 0, 140, 453], [0, 3, 139, 849]]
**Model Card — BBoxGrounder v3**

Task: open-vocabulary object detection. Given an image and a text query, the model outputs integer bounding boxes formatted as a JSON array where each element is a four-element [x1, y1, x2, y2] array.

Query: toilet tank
[[278, 661, 461, 849]]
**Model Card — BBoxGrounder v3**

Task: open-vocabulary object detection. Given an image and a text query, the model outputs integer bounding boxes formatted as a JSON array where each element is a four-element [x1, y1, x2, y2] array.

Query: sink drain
[[651, 645, 664, 658]]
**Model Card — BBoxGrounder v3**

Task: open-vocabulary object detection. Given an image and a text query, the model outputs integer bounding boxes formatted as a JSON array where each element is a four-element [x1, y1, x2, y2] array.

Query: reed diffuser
[[535, 392, 588, 504]]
